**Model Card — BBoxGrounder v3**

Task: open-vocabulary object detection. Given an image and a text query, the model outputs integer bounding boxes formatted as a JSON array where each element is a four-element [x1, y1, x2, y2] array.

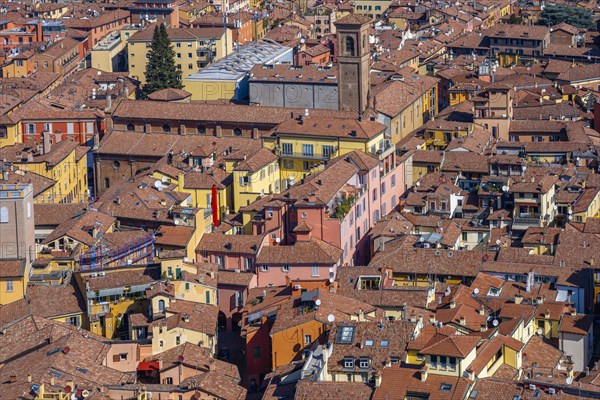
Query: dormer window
[[487, 287, 501, 296], [344, 358, 354, 368], [359, 358, 370, 369]]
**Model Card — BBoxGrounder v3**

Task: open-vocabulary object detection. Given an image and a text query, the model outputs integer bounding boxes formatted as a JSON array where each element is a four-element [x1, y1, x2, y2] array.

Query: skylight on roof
[[440, 383, 453, 392], [365, 339, 374, 346], [380, 340, 389, 348], [336, 326, 355, 344], [487, 287, 501, 296]]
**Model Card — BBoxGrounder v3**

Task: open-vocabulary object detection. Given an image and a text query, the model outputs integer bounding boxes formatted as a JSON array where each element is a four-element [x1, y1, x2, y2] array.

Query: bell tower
[[335, 14, 371, 114]]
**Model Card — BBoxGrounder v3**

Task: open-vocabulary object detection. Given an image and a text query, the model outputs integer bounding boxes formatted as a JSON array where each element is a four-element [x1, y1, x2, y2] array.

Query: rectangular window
[[449, 357, 457, 371], [381, 182, 386, 195], [311, 264, 319, 276], [282, 264, 290, 272], [323, 145, 335, 158], [283, 159, 294, 169], [302, 144, 314, 156], [176, 336, 181, 345], [6, 280, 14, 292], [253, 346, 261, 358], [26, 124, 36, 134], [440, 356, 447, 369], [282, 142, 293, 155], [431, 355, 438, 368], [304, 334, 312, 344], [303, 161, 311, 171], [344, 358, 354, 368], [67, 123, 74, 134], [260, 265, 270, 272], [391, 174, 396, 187], [372, 188, 377, 201]]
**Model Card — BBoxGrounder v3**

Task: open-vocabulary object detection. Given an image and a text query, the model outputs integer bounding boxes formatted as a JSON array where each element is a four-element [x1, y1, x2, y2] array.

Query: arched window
[[126, 123, 135, 131], [158, 299, 165, 313], [233, 127, 242, 136], [345, 36, 355, 56], [162, 124, 171, 133]]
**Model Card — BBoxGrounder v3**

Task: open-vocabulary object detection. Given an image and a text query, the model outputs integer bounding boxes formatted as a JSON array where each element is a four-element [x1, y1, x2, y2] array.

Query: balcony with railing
[[277, 148, 335, 161], [368, 139, 394, 161]]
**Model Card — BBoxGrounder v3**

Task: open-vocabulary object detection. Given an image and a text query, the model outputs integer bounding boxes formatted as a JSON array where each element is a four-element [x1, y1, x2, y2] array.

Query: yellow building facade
[[127, 27, 232, 84]]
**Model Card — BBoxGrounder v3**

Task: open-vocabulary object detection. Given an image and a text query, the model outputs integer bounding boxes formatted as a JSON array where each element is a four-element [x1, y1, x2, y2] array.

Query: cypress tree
[[143, 23, 183, 97]]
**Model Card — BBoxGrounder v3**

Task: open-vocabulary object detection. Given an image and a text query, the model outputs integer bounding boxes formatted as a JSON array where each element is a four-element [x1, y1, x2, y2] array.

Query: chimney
[[358, 308, 365, 321], [42, 130, 51, 155], [27, 374, 32, 383], [9, 375, 17, 383], [449, 300, 456, 309], [570, 308, 577, 317], [375, 372, 382, 387], [459, 315, 466, 326], [410, 313, 417, 323], [479, 305, 485, 316], [514, 294, 523, 304], [2, 171, 8, 181], [544, 309, 551, 319], [429, 314, 436, 323], [420, 367, 428, 382], [480, 323, 488, 332]]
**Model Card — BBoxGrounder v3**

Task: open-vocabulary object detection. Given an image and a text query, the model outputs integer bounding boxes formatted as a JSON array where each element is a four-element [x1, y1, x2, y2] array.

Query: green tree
[[538, 5, 594, 30], [507, 14, 524, 25], [143, 23, 182, 97]]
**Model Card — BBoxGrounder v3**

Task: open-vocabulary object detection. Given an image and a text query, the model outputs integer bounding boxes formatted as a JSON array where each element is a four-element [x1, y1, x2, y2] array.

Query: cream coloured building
[[127, 26, 232, 84]]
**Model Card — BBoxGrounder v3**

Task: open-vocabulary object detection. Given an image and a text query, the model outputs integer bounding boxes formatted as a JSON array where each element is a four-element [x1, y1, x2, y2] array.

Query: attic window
[[344, 358, 354, 368], [162, 124, 171, 133], [487, 287, 501, 296]]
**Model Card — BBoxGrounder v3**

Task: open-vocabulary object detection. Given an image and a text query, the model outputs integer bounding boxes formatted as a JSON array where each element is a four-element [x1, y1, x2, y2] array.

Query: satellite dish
[[329, 272, 334, 278], [327, 314, 335, 323], [566, 377, 573, 385], [315, 299, 322, 306], [538, 328, 543, 335], [492, 319, 499, 327], [162, 176, 168, 183], [502, 185, 509, 192], [329, 267, 334, 273], [473, 288, 480, 295], [82, 391, 90, 398], [496, 239, 501, 245], [419, 236, 425, 243], [416, 181, 421, 187], [329, 277, 334, 283], [174, 219, 180, 225], [154, 180, 162, 191]]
